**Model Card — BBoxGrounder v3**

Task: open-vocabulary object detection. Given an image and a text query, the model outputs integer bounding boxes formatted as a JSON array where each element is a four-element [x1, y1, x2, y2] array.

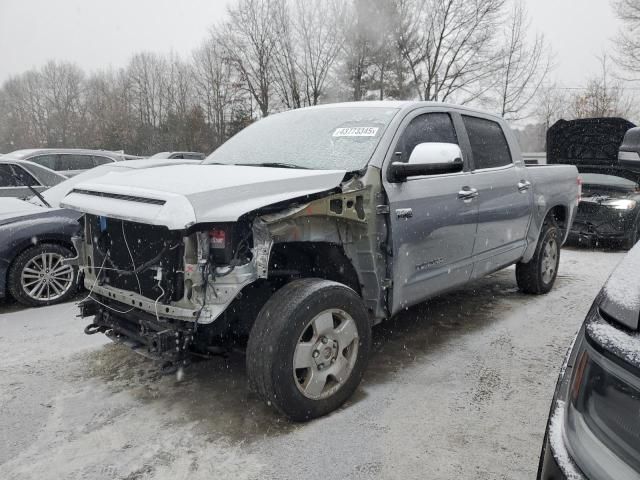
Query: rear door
[[461, 115, 532, 277], [384, 109, 478, 314]]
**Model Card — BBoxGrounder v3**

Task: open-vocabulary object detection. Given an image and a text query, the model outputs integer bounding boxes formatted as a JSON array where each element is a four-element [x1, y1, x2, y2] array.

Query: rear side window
[[462, 116, 512, 169], [396, 113, 458, 163], [58, 154, 93, 171], [92, 155, 114, 167]]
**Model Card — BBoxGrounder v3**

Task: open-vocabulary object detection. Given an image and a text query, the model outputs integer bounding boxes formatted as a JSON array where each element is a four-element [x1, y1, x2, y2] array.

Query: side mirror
[[389, 142, 464, 182], [619, 127, 640, 171]]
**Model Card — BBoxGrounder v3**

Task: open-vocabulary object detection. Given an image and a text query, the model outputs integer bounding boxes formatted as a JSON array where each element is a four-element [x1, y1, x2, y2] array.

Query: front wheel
[[246, 278, 371, 421], [8, 244, 78, 307], [516, 218, 560, 294], [623, 218, 640, 250]]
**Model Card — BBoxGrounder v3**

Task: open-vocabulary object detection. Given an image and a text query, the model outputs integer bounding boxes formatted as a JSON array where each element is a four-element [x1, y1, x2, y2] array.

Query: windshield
[[581, 173, 639, 190], [204, 107, 399, 171]]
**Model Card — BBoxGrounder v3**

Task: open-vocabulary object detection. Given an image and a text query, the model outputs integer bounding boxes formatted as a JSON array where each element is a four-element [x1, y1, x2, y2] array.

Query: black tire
[[516, 218, 560, 294], [623, 217, 640, 250], [8, 243, 78, 307], [246, 278, 371, 421]]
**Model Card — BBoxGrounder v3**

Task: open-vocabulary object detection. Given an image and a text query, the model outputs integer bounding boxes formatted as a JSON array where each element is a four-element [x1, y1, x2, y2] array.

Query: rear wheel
[[8, 244, 77, 307], [516, 218, 560, 294], [246, 278, 371, 421]]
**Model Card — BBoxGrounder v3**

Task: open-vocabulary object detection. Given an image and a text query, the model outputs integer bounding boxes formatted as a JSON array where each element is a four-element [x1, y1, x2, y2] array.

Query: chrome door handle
[[518, 180, 531, 192], [458, 187, 478, 200]]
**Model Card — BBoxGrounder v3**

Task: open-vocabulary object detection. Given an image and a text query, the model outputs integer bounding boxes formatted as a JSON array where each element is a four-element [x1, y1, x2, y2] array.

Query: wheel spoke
[[50, 255, 62, 270], [333, 318, 358, 349], [23, 267, 41, 275], [312, 311, 334, 336], [22, 273, 42, 279], [330, 355, 350, 383], [50, 278, 65, 295], [303, 369, 328, 398], [294, 342, 315, 369], [30, 280, 45, 298]]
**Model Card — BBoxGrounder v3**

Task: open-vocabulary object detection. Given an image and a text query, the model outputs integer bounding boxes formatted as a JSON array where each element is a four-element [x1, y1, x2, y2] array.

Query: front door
[[384, 111, 478, 315]]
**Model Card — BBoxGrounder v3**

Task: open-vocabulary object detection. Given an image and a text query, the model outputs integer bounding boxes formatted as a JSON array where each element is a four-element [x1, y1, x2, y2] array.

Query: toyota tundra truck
[[61, 101, 580, 421]]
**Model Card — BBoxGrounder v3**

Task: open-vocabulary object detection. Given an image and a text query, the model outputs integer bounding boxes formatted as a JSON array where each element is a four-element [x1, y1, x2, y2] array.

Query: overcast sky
[[0, 0, 622, 88]]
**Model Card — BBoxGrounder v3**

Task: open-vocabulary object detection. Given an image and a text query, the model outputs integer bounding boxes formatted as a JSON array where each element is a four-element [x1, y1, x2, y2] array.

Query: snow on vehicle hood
[[601, 243, 640, 330], [60, 164, 346, 229], [0, 197, 48, 225]]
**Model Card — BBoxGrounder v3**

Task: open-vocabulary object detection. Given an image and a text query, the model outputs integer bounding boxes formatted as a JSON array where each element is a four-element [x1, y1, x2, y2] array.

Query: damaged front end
[[68, 167, 388, 369], [73, 214, 272, 364]]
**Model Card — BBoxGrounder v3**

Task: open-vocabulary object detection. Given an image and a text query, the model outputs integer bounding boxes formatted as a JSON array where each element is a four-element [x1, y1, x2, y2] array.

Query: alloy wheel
[[20, 252, 74, 302]]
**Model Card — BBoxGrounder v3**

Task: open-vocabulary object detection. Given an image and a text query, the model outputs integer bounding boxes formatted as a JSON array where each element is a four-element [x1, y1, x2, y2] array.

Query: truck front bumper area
[[81, 259, 258, 324], [568, 219, 633, 245], [81, 296, 198, 365]]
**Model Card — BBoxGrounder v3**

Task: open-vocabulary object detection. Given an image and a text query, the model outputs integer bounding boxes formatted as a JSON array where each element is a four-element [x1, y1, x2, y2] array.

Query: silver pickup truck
[[61, 101, 579, 420]]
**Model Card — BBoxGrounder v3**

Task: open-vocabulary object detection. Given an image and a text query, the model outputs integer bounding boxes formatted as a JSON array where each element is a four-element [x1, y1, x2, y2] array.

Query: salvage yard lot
[[0, 247, 626, 480]]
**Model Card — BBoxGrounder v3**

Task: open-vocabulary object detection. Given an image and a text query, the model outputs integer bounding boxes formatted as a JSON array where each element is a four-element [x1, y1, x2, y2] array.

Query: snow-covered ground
[[0, 247, 626, 479]]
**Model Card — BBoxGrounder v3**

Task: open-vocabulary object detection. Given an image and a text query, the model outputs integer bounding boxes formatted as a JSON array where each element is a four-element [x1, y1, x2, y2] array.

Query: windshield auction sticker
[[333, 127, 379, 137]]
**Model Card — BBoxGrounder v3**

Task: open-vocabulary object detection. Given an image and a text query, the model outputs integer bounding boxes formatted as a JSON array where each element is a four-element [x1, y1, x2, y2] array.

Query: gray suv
[[5, 149, 125, 177]]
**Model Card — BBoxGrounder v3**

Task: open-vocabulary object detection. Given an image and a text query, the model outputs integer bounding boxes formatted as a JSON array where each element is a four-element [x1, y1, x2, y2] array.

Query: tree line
[[0, 0, 637, 156]]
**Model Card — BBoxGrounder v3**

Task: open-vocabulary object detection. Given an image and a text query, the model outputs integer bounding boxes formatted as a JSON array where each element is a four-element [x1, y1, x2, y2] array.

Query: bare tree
[[270, 0, 303, 109], [220, 0, 281, 117], [570, 55, 635, 118], [293, 0, 344, 105], [492, 1, 552, 120], [535, 83, 569, 131], [613, 0, 640, 78], [192, 35, 243, 146], [396, 0, 505, 103]]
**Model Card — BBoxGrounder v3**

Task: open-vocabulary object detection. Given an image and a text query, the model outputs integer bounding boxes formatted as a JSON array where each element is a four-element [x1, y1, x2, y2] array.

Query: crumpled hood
[[601, 243, 640, 330], [0, 198, 49, 226], [60, 164, 346, 229]]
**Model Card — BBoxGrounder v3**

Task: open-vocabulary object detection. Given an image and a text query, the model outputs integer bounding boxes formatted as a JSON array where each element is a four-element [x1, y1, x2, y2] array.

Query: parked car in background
[[547, 118, 640, 249], [4, 148, 126, 177], [149, 151, 206, 160], [0, 158, 202, 307], [0, 158, 66, 198], [538, 242, 640, 479], [63, 101, 579, 420]]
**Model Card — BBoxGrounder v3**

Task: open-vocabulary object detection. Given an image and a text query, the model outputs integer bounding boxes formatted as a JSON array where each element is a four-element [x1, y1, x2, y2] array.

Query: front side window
[[463, 116, 512, 169], [395, 112, 458, 163]]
